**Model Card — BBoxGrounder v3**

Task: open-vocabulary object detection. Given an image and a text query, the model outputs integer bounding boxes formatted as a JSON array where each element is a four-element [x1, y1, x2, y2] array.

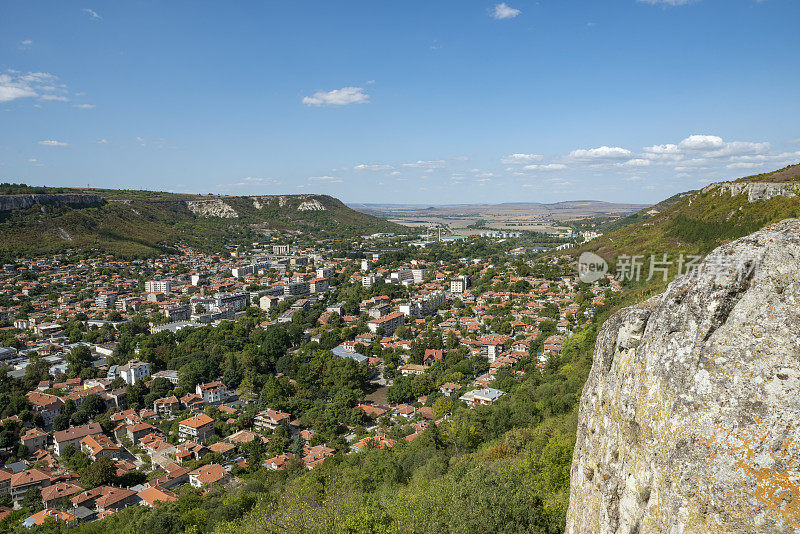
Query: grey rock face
[[702, 182, 798, 202], [0, 194, 105, 212], [566, 218, 800, 534], [184, 200, 238, 218]]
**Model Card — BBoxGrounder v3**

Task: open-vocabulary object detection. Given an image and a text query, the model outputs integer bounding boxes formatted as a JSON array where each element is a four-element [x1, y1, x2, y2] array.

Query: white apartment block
[[145, 280, 173, 294], [119, 360, 151, 385]]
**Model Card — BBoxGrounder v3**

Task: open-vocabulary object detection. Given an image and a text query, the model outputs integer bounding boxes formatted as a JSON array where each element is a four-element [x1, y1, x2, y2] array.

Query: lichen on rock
[[566, 218, 800, 534]]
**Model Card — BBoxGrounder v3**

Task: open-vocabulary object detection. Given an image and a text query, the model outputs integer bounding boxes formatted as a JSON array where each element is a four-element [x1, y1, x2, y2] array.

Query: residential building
[[95, 293, 117, 309], [80, 434, 121, 460], [450, 275, 470, 294], [154, 395, 180, 416], [25, 391, 63, 428], [145, 280, 173, 294], [137, 486, 179, 507], [459, 387, 506, 407], [189, 464, 229, 488], [71, 486, 139, 512], [41, 482, 83, 508], [215, 291, 249, 311], [9, 469, 51, 502], [195, 381, 229, 404], [118, 360, 150, 385], [20, 428, 47, 453], [367, 311, 404, 336], [178, 413, 215, 443], [53, 423, 104, 456], [254, 409, 291, 432]]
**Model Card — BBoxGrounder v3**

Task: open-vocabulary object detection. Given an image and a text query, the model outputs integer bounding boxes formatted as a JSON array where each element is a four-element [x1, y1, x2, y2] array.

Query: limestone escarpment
[[566, 218, 800, 534], [0, 194, 106, 212], [703, 182, 798, 202], [184, 199, 238, 218]]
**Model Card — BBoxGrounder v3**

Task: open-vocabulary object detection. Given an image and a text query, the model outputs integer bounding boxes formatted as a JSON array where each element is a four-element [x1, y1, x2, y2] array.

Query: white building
[[196, 381, 229, 404], [450, 275, 470, 294], [118, 360, 151, 385], [145, 280, 173, 294]]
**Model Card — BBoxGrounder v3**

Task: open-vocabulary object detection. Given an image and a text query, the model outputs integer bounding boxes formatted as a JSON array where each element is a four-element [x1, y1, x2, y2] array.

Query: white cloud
[[308, 175, 343, 183], [38, 140, 69, 146], [618, 158, 652, 167], [231, 177, 280, 187], [643, 143, 680, 155], [402, 160, 446, 169], [83, 8, 101, 20], [501, 153, 542, 165], [19, 39, 32, 49], [27, 158, 37, 163], [644, 135, 770, 160], [523, 163, 567, 171], [678, 134, 726, 151], [97, 139, 108, 144], [568, 146, 633, 161], [491, 3, 521, 19], [302, 87, 369, 106], [354, 164, 393, 171], [726, 162, 764, 170], [40, 94, 68, 102], [0, 70, 69, 103], [73, 103, 95, 109]]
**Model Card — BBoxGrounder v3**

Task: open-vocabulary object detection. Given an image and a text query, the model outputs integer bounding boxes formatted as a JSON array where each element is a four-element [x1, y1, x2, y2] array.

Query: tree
[[432, 395, 455, 417], [82, 394, 106, 417], [21, 487, 42, 511], [79, 456, 118, 488], [52, 413, 70, 431]]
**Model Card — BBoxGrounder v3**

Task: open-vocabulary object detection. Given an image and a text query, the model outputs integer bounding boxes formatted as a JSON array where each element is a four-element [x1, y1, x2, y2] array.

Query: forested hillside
[[0, 185, 405, 261]]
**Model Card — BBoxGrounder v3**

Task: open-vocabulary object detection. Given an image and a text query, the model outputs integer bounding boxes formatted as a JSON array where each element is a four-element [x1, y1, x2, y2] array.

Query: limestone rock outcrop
[[703, 182, 798, 202], [184, 200, 238, 218], [0, 194, 105, 212], [566, 218, 800, 534]]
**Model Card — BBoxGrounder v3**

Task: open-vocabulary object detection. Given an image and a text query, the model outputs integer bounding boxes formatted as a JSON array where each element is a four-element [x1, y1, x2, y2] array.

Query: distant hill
[[352, 200, 648, 222], [0, 187, 406, 259], [574, 164, 800, 293]]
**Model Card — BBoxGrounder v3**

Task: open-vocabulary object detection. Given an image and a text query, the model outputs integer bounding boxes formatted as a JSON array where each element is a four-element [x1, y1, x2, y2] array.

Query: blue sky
[[1, 0, 799, 205]]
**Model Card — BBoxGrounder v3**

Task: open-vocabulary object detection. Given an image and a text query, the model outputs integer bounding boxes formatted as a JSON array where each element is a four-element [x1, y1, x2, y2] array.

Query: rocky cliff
[[184, 199, 239, 218], [703, 182, 798, 203], [0, 194, 105, 212], [566, 218, 800, 533]]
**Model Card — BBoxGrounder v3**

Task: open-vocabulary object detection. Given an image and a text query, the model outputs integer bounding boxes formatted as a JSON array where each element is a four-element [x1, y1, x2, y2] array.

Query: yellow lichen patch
[[698, 426, 800, 527]]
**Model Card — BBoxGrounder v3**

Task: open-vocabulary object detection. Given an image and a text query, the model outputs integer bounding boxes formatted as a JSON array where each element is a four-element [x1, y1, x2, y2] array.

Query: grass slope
[[571, 163, 800, 300]]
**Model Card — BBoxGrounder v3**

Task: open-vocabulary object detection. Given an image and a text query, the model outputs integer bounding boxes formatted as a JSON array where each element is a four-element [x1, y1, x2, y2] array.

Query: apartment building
[[178, 413, 215, 443], [118, 360, 150, 385], [450, 275, 470, 294], [195, 381, 229, 404], [26, 391, 64, 428], [145, 280, 173, 294], [254, 409, 291, 432], [95, 293, 117, 309], [367, 311, 404, 336], [53, 423, 104, 456]]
